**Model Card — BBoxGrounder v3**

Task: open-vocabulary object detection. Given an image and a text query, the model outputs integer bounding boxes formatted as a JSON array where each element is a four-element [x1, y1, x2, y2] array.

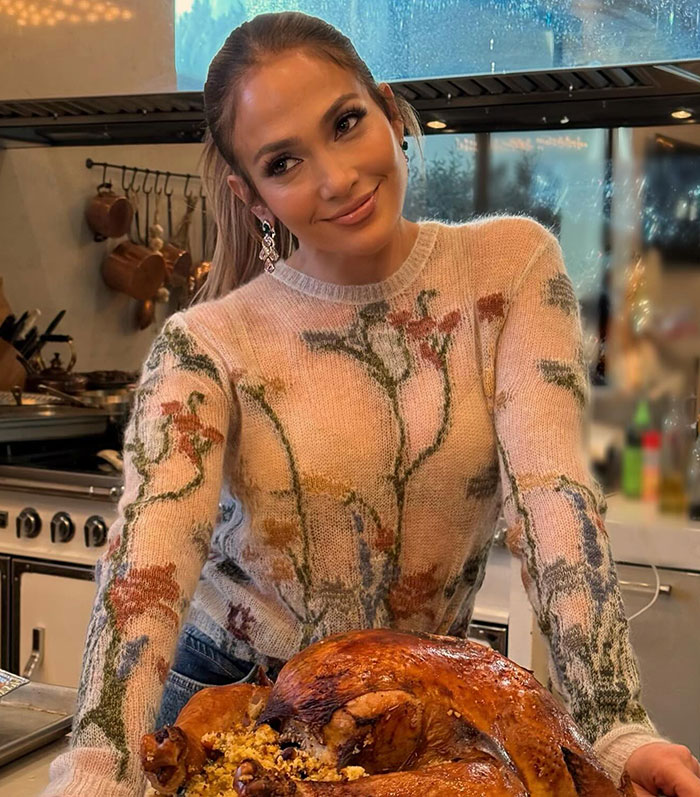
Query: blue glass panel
[[175, 1, 700, 91]]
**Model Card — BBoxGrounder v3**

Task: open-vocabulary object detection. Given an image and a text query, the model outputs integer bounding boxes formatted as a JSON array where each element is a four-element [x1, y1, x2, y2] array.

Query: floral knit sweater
[[45, 216, 659, 796]]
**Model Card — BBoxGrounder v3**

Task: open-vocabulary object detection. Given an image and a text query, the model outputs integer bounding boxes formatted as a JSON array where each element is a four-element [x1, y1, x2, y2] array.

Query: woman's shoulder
[[452, 212, 556, 255], [436, 213, 559, 296]]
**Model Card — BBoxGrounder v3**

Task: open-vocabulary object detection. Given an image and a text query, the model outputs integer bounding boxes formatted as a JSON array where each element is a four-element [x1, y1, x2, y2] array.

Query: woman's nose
[[314, 153, 359, 201]]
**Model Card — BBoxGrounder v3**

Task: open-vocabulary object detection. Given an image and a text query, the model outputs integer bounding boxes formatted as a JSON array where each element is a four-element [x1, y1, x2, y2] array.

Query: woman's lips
[[325, 186, 378, 225]]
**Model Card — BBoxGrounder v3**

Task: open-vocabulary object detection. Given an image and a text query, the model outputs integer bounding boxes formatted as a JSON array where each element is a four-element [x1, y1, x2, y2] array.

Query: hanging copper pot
[[85, 182, 133, 240]]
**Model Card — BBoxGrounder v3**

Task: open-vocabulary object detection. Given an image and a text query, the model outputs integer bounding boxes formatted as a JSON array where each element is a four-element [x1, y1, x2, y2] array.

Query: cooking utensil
[[0, 313, 16, 341], [83, 370, 138, 390], [136, 298, 156, 329], [36, 383, 101, 409], [85, 182, 133, 240], [9, 310, 28, 343], [25, 339, 87, 394], [102, 241, 166, 301], [41, 309, 66, 340]]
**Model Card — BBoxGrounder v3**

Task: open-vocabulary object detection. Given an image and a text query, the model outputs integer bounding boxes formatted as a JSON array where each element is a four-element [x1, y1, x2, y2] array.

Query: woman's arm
[[490, 227, 660, 785], [42, 312, 234, 797]]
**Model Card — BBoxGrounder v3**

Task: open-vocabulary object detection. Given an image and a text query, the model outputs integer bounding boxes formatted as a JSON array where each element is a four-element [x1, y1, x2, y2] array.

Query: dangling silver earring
[[258, 218, 279, 274]]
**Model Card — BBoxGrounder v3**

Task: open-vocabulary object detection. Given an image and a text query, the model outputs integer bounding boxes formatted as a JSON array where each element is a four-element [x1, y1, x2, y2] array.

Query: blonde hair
[[197, 10, 424, 301]]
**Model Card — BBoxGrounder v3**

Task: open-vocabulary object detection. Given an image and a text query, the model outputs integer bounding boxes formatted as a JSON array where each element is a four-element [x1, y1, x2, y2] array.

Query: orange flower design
[[438, 310, 462, 334], [420, 340, 443, 369], [373, 526, 395, 553], [160, 399, 224, 465], [262, 518, 299, 549], [405, 316, 437, 339], [477, 292, 506, 322], [109, 563, 180, 633], [156, 656, 170, 684], [388, 564, 440, 621]]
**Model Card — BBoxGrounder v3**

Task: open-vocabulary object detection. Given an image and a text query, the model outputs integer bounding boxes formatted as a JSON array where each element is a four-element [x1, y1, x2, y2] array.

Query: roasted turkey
[[141, 629, 634, 796]]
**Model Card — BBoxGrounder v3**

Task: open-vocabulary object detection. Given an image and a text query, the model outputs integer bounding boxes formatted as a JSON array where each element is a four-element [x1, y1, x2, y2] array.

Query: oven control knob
[[16, 508, 41, 539], [84, 515, 108, 548], [50, 512, 75, 543]]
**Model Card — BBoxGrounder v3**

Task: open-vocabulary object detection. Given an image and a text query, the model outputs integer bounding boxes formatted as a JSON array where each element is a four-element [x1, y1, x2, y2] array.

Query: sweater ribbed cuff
[[593, 723, 669, 786], [42, 746, 146, 797]]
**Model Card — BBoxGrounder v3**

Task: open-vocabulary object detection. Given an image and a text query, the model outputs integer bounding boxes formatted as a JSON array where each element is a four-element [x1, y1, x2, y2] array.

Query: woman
[[45, 11, 699, 797]]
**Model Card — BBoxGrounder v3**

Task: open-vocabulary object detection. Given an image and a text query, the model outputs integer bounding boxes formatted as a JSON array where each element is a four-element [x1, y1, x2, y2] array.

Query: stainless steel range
[[0, 432, 122, 688]]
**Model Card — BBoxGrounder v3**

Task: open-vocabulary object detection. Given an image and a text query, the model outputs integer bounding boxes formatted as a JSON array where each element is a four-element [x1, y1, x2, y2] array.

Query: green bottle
[[622, 399, 651, 498]]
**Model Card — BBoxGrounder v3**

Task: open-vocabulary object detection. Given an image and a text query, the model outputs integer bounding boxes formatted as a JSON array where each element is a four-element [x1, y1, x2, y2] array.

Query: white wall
[[0, 0, 176, 101]]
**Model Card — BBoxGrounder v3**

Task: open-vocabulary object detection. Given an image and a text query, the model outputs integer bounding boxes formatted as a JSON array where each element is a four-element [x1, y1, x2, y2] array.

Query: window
[[175, 1, 700, 90]]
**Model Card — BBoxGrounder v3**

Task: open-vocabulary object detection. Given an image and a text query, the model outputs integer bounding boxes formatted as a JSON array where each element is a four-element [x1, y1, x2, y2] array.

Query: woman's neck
[[284, 216, 420, 286]]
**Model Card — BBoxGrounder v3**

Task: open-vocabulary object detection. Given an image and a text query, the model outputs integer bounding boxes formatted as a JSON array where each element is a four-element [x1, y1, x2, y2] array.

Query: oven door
[[0, 555, 9, 671], [467, 620, 508, 656], [10, 558, 95, 688]]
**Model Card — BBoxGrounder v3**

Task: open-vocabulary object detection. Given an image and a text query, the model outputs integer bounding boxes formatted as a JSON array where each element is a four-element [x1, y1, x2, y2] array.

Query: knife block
[[0, 339, 27, 391]]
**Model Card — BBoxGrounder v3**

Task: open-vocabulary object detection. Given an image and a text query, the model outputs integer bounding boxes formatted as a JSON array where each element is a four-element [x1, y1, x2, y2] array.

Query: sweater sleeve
[[491, 228, 662, 784], [42, 312, 233, 797]]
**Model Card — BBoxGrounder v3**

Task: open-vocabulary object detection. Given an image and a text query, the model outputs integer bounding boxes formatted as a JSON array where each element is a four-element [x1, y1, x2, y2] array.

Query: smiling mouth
[[325, 186, 378, 221]]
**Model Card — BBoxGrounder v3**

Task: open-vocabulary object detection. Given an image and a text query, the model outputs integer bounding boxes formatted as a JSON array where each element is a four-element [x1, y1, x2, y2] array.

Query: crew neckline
[[265, 221, 439, 305]]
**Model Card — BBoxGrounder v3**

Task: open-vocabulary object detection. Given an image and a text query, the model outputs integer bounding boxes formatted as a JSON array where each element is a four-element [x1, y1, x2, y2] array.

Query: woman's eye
[[265, 108, 366, 177], [267, 156, 297, 177], [336, 108, 366, 137]]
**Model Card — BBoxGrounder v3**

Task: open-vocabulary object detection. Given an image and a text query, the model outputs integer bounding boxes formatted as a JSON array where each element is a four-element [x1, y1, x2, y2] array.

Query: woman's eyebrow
[[252, 92, 361, 164]]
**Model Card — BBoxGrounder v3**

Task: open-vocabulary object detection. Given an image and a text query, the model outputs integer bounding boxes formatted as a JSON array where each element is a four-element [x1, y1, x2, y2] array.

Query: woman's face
[[227, 49, 407, 259]]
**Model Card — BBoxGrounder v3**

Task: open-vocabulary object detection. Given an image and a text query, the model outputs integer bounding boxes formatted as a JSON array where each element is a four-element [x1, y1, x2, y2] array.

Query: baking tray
[[0, 682, 76, 767]]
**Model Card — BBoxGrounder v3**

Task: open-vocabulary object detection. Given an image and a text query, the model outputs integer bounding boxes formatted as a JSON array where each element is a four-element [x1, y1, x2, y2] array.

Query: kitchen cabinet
[[618, 563, 700, 756]]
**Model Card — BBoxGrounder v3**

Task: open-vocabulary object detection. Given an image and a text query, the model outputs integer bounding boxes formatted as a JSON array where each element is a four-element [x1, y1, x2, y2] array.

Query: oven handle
[[22, 626, 45, 679], [0, 476, 123, 502]]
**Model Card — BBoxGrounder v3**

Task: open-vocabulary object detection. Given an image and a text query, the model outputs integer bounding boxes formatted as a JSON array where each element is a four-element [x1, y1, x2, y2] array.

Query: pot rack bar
[[85, 158, 201, 190]]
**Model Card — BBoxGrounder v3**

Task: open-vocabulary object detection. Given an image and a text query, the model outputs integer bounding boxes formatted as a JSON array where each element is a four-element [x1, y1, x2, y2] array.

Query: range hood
[[1, 59, 700, 147]]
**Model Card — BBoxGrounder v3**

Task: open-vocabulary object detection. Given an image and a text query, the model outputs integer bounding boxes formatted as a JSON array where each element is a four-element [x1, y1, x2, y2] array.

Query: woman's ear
[[226, 173, 251, 205], [377, 82, 404, 140], [226, 175, 275, 227]]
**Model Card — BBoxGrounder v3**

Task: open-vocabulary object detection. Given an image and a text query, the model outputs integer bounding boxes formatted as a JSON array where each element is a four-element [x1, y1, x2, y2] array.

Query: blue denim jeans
[[156, 624, 261, 728]]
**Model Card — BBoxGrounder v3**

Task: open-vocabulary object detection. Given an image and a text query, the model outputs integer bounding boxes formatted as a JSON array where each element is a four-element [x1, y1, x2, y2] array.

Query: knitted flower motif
[[160, 399, 224, 465], [476, 292, 506, 322], [373, 525, 394, 553], [261, 517, 299, 549], [389, 307, 463, 369], [388, 564, 440, 621], [226, 603, 254, 643], [109, 562, 180, 633], [156, 656, 170, 684], [301, 472, 352, 501]]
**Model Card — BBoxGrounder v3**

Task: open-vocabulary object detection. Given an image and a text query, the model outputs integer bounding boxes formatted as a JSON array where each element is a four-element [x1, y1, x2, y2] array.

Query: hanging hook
[[142, 169, 154, 194], [184, 173, 196, 198], [164, 171, 174, 196], [129, 167, 140, 193], [154, 171, 165, 195], [100, 162, 109, 188], [121, 165, 130, 192]]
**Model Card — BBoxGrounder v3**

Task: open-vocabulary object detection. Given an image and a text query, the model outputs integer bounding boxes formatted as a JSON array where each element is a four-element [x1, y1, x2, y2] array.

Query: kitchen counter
[[0, 735, 67, 796], [605, 493, 700, 570]]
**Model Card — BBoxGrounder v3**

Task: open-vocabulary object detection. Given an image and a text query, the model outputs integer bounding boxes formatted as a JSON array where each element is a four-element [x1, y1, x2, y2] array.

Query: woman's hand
[[625, 742, 700, 796]]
